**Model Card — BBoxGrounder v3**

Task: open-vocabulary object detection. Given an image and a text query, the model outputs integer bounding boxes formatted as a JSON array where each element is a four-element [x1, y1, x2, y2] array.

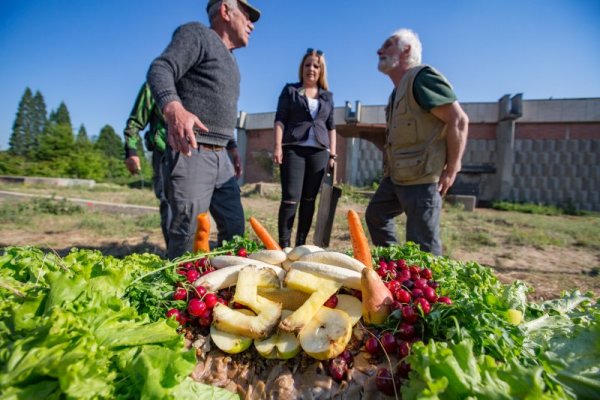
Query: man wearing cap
[[147, 0, 260, 259]]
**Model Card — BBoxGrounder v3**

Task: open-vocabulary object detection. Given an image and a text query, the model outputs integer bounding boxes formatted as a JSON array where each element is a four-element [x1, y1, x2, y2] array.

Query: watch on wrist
[[329, 154, 337, 160]]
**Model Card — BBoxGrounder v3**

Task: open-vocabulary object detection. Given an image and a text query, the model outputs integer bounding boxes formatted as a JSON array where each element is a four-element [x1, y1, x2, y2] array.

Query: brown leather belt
[[199, 144, 225, 151]]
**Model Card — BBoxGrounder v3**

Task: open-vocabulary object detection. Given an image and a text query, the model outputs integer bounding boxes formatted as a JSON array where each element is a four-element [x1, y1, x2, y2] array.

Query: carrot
[[347, 210, 373, 268], [249, 216, 281, 250], [193, 213, 210, 253]]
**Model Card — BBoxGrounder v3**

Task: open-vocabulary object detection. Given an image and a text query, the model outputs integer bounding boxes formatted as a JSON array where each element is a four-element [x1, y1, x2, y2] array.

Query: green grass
[[438, 203, 600, 255], [76, 212, 161, 236], [0, 198, 83, 224], [492, 200, 598, 217], [0, 197, 161, 238], [0, 181, 159, 207], [2, 182, 599, 256]]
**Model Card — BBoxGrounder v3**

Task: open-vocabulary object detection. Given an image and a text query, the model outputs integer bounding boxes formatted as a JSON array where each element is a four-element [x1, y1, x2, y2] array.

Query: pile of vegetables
[[1, 234, 599, 399]]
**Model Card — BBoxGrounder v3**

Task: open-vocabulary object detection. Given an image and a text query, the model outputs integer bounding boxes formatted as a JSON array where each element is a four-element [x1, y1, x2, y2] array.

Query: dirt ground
[[1, 191, 598, 302]]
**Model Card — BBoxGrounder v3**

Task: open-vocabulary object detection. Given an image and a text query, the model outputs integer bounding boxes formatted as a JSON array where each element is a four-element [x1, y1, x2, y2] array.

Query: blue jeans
[[365, 177, 442, 255]]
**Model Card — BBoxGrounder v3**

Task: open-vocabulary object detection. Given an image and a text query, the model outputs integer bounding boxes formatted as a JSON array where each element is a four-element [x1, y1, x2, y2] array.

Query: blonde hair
[[298, 49, 329, 90]]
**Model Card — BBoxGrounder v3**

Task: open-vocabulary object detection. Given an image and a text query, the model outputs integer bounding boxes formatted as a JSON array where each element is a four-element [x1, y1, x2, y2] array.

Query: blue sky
[[1, 0, 599, 149]]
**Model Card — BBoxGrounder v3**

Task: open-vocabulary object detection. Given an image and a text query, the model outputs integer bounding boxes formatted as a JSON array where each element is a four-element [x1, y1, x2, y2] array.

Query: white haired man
[[147, 0, 261, 259], [365, 29, 469, 255]]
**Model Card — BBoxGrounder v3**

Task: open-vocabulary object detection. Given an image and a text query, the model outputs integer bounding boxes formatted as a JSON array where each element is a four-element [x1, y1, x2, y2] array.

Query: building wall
[[243, 128, 274, 183], [509, 123, 600, 211], [240, 98, 600, 211]]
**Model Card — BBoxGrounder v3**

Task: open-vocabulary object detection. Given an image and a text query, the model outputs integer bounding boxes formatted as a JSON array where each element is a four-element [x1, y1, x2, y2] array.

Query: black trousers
[[365, 177, 442, 255], [278, 145, 329, 247]]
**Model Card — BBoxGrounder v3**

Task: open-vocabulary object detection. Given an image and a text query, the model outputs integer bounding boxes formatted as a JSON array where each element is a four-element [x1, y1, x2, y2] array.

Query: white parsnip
[[194, 264, 285, 291], [210, 255, 276, 269], [286, 245, 324, 261], [298, 251, 366, 272], [248, 249, 287, 265], [289, 261, 362, 290]]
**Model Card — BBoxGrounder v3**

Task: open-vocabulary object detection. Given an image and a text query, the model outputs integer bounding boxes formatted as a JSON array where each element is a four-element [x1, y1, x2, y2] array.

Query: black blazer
[[274, 83, 335, 148]]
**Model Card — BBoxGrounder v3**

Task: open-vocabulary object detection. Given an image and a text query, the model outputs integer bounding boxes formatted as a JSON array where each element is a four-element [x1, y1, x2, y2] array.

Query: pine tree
[[95, 125, 123, 159], [9, 88, 34, 156], [49, 102, 72, 130], [37, 123, 75, 161], [37, 102, 75, 161], [31, 91, 48, 143], [75, 124, 91, 147]]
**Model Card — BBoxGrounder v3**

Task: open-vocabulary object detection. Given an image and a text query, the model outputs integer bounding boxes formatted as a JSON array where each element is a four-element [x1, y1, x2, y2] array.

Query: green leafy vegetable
[[0, 246, 240, 400]]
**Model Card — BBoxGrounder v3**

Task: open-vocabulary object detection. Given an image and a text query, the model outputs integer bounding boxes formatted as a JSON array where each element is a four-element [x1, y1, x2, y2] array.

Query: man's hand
[[125, 156, 141, 175], [228, 148, 243, 178], [437, 169, 458, 196], [162, 101, 208, 156]]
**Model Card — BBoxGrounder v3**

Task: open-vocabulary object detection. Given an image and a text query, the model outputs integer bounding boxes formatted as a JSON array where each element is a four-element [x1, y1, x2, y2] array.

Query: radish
[[423, 286, 438, 303], [324, 294, 338, 308], [188, 298, 207, 317], [186, 269, 200, 283], [204, 293, 218, 309], [173, 287, 187, 301], [415, 297, 431, 315], [380, 332, 397, 354], [395, 288, 411, 304]]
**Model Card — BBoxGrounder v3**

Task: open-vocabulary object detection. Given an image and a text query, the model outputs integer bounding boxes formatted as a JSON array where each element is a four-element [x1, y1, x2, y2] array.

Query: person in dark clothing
[[123, 82, 170, 248], [273, 48, 337, 248], [147, 0, 260, 259]]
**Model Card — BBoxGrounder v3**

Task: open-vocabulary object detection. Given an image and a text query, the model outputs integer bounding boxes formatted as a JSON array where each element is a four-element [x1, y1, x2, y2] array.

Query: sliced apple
[[210, 309, 254, 354], [212, 266, 282, 339], [257, 287, 311, 311], [254, 310, 301, 359], [279, 269, 342, 332], [336, 294, 362, 326], [298, 307, 352, 360], [233, 266, 280, 307]]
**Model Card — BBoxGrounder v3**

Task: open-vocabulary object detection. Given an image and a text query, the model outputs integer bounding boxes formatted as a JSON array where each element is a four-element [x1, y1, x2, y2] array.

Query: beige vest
[[384, 65, 447, 185]]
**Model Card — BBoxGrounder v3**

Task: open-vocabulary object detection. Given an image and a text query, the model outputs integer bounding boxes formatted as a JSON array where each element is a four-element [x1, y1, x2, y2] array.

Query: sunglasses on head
[[306, 48, 324, 56]]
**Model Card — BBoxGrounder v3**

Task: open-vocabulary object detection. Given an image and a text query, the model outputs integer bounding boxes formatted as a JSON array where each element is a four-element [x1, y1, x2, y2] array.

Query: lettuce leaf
[[402, 338, 567, 400]]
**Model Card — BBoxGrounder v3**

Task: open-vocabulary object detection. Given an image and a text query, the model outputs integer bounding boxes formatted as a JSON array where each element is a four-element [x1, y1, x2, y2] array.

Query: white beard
[[377, 54, 400, 73]]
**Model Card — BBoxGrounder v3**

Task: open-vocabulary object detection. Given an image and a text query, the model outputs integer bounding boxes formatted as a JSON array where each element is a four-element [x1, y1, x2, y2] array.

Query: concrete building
[[236, 96, 600, 211]]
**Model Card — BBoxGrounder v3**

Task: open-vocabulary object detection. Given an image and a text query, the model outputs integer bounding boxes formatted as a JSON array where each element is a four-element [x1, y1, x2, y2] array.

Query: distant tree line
[[0, 87, 152, 182]]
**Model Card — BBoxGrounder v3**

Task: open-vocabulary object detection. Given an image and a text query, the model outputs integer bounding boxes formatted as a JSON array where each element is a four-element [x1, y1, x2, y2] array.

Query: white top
[[297, 97, 322, 148]]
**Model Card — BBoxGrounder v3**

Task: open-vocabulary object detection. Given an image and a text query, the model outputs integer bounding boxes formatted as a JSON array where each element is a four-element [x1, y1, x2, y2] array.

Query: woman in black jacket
[[273, 48, 337, 248]]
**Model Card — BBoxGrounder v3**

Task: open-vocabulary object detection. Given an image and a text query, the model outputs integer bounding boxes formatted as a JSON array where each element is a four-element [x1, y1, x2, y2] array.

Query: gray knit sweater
[[147, 22, 240, 147]]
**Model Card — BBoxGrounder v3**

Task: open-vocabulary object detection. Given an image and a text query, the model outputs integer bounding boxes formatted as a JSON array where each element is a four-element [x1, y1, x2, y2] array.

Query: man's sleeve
[[413, 67, 457, 112], [124, 84, 153, 158], [147, 23, 205, 111]]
